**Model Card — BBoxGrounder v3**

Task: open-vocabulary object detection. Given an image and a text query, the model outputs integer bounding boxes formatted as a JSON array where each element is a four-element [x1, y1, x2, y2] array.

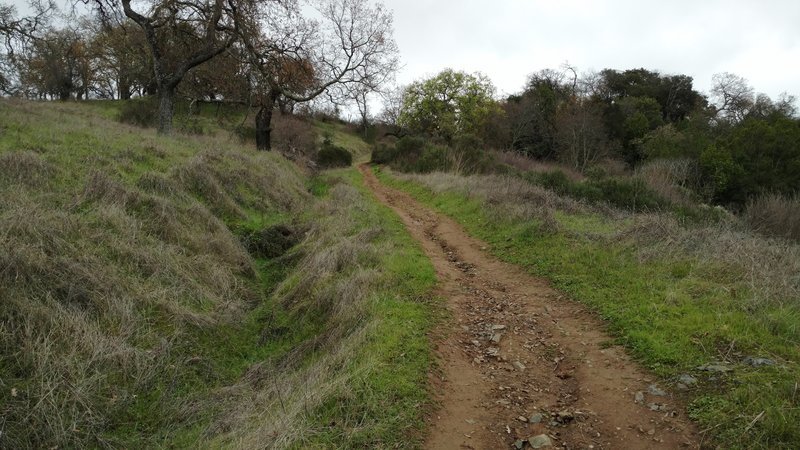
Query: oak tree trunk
[[255, 105, 274, 151], [157, 87, 175, 135], [255, 91, 280, 151]]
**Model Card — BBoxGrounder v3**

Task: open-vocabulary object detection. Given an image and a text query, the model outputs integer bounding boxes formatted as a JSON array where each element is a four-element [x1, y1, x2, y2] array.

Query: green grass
[[376, 166, 800, 450], [292, 168, 439, 448], [314, 120, 373, 162]]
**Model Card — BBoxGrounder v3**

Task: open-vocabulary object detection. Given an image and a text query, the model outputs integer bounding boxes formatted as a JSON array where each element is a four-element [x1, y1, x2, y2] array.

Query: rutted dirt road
[[360, 165, 700, 450]]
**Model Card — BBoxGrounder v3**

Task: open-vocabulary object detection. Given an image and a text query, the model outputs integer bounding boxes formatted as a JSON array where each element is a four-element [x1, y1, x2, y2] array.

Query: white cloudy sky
[[383, 0, 800, 99], [7, 0, 799, 101]]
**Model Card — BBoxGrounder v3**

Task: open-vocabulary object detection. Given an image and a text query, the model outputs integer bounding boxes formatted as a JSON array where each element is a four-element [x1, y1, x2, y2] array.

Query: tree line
[[385, 67, 799, 207], [0, 0, 399, 149]]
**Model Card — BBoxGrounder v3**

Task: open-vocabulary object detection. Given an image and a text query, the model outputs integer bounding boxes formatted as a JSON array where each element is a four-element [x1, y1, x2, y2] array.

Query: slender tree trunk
[[255, 90, 280, 151], [255, 105, 274, 151], [158, 86, 175, 135], [119, 75, 131, 100]]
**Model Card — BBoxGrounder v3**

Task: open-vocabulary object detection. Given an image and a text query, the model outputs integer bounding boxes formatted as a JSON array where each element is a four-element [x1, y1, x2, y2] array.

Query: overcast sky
[[384, 0, 800, 100], [7, 0, 799, 104]]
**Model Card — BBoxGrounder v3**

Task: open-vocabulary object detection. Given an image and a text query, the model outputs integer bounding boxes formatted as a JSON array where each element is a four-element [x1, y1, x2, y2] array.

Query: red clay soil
[[360, 165, 700, 450]]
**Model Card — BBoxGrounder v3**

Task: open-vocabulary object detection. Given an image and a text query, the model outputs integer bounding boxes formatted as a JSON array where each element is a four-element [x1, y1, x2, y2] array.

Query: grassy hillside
[[377, 167, 800, 449], [0, 100, 437, 448]]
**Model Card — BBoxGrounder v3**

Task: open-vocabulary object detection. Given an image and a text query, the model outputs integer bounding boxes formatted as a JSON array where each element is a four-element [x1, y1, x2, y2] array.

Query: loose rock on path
[[360, 165, 700, 450]]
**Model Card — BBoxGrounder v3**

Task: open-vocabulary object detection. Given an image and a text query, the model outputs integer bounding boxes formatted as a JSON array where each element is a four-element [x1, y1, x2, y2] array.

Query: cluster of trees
[[388, 67, 799, 207], [0, 0, 399, 149]]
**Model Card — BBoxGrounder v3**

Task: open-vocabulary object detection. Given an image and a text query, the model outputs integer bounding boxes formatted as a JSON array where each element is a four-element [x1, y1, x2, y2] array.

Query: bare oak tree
[[0, 0, 55, 94], [711, 72, 754, 123], [237, 0, 398, 150], [92, 0, 240, 133]]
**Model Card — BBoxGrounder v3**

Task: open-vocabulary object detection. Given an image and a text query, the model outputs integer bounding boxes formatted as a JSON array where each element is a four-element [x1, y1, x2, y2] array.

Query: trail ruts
[[360, 164, 700, 450]]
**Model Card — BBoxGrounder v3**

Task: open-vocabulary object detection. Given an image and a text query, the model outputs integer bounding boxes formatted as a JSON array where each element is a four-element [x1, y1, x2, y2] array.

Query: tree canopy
[[398, 69, 499, 142]]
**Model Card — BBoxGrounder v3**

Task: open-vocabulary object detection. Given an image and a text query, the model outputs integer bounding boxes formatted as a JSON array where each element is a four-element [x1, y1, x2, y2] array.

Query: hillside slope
[[0, 100, 437, 448]]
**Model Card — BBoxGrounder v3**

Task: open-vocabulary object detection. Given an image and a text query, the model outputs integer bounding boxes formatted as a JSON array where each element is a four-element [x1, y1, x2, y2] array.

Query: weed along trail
[[360, 164, 700, 450]]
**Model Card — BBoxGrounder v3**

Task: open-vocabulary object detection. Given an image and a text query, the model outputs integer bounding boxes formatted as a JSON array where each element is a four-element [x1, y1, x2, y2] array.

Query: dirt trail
[[360, 165, 700, 450]]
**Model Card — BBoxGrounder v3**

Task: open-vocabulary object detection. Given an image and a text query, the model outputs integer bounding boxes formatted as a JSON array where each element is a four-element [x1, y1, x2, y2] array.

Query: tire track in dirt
[[360, 165, 700, 450]]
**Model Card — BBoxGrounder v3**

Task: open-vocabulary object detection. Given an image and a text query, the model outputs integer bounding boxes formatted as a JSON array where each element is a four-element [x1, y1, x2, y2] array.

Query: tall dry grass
[[0, 100, 311, 448], [492, 150, 585, 181], [634, 158, 700, 206], [744, 193, 800, 242]]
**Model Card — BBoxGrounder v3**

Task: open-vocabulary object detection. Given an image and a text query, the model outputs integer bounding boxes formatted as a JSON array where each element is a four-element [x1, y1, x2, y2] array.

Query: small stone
[[529, 412, 544, 424], [486, 347, 500, 356], [698, 363, 733, 373], [634, 391, 645, 403], [492, 324, 507, 331], [472, 340, 481, 346], [743, 357, 776, 367], [518, 416, 528, 422], [513, 361, 526, 371], [648, 384, 667, 397], [491, 333, 503, 344], [648, 403, 662, 411], [678, 374, 698, 386], [676, 383, 688, 391], [528, 434, 553, 448], [514, 439, 525, 450]]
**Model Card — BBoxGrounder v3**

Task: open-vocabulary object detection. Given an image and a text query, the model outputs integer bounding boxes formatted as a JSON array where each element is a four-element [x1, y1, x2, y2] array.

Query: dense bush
[[706, 117, 800, 206], [239, 224, 300, 258], [371, 135, 494, 175], [525, 170, 669, 212], [317, 134, 353, 168]]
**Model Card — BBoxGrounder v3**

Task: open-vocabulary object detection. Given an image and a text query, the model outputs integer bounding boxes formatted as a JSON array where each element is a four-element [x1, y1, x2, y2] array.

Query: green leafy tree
[[506, 68, 573, 158], [398, 69, 499, 142]]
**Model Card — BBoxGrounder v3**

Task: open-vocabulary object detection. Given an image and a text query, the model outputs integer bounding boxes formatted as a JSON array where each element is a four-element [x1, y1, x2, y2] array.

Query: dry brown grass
[[272, 113, 319, 157], [0, 151, 54, 187], [744, 193, 800, 241], [627, 213, 800, 308], [634, 158, 700, 206], [492, 150, 585, 181], [397, 170, 620, 226]]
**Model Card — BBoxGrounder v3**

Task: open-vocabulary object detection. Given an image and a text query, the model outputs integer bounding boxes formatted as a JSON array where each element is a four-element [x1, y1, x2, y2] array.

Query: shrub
[[744, 193, 800, 241], [317, 134, 353, 168], [525, 170, 669, 212], [449, 134, 492, 175], [371, 143, 397, 164], [372, 136, 425, 170], [372, 135, 494, 175], [583, 177, 668, 211], [240, 224, 300, 258]]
